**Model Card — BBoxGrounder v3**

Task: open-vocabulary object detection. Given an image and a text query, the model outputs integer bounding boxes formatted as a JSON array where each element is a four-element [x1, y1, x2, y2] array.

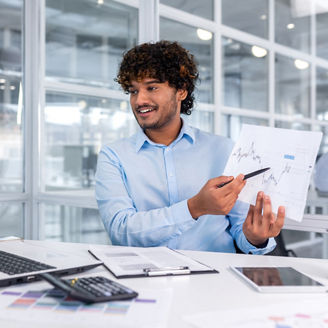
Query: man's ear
[[177, 89, 188, 101]]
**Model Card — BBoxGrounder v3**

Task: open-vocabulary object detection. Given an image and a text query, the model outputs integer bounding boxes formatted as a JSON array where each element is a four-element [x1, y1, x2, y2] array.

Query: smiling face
[[128, 78, 187, 135]]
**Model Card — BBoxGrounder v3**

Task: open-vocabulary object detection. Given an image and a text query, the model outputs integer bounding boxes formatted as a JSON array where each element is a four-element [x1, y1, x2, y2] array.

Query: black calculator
[[40, 273, 138, 303]]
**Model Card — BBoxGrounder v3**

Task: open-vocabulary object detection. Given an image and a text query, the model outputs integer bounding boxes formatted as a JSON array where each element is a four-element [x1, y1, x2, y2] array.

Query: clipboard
[[88, 245, 218, 279]]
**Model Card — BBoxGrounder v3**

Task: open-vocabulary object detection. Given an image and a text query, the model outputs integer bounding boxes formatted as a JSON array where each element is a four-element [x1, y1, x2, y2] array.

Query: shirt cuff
[[238, 233, 276, 255]]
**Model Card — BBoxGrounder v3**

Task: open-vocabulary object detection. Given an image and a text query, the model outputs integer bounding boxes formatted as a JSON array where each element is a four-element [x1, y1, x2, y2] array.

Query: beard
[[133, 95, 179, 131]]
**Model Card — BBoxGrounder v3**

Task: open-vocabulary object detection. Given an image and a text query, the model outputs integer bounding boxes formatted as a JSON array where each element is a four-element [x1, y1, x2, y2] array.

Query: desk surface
[[2, 240, 328, 327]]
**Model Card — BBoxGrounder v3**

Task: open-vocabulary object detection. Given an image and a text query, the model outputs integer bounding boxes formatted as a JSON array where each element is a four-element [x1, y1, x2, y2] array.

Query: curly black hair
[[115, 40, 199, 115]]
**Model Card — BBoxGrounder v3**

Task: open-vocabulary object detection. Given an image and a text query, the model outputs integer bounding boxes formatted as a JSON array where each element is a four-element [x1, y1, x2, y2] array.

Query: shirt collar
[[134, 118, 195, 152]]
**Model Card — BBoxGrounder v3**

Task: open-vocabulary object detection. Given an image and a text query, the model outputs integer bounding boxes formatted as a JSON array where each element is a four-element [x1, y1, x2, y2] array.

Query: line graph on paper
[[223, 125, 322, 222]]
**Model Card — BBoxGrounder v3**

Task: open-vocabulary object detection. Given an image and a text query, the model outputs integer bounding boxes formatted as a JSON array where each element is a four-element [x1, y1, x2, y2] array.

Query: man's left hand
[[243, 191, 285, 247]]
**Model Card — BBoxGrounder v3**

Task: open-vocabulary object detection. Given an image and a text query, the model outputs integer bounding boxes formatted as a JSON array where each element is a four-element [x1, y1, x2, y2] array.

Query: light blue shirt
[[95, 120, 276, 254]]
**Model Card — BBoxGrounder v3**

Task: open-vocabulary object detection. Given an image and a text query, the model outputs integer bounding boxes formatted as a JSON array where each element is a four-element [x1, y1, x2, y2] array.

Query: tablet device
[[231, 266, 327, 293]]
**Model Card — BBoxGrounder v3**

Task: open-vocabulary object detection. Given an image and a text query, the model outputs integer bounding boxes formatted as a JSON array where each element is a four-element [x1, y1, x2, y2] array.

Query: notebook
[[0, 239, 102, 287]]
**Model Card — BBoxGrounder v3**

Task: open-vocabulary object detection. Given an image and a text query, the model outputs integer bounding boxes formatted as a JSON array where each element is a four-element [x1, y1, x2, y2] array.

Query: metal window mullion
[[214, 0, 222, 135], [220, 25, 328, 70], [311, 1, 316, 126], [159, 4, 217, 32], [45, 80, 129, 100], [268, 0, 274, 127], [24, 0, 44, 240], [197, 102, 215, 112], [221, 106, 272, 120], [0, 194, 28, 202], [139, 0, 159, 43], [37, 192, 98, 209], [112, 0, 139, 8]]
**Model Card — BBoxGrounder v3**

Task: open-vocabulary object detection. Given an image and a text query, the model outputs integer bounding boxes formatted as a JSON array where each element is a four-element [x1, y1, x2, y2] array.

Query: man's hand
[[187, 174, 246, 219], [243, 191, 285, 246]]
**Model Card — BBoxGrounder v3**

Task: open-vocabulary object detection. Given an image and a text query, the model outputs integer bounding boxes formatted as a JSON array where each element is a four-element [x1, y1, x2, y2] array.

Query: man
[[95, 40, 285, 254]]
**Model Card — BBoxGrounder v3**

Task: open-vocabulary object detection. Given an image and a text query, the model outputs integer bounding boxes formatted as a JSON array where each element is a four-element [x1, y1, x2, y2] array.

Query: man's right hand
[[187, 174, 246, 219]]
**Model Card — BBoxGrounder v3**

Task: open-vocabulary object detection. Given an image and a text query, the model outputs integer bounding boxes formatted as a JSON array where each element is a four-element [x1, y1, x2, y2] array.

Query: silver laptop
[[0, 239, 102, 287]]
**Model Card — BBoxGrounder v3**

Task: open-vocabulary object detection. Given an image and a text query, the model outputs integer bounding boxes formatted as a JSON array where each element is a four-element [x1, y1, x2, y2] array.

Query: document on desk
[[183, 297, 328, 328], [223, 124, 322, 222], [88, 245, 217, 278], [0, 284, 172, 328]]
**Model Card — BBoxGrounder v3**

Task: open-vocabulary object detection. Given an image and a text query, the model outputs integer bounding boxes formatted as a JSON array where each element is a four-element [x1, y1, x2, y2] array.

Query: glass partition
[[316, 3, 328, 60], [160, 17, 214, 104], [274, 121, 311, 131], [316, 67, 328, 121], [221, 114, 268, 141], [275, 0, 311, 53], [222, 0, 269, 39], [183, 110, 214, 133], [222, 37, 268, 112], [44, 92, 137, 191], [160, 0, 214, 20], [41, 204, 110, 244], [46, 0, 138, 89], [275, 54, 310, 117], [0, 0, 23, 193], [0, 203, 23, 238]]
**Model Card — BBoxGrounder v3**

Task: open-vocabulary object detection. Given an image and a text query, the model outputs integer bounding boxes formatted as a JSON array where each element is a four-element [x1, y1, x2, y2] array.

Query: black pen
[[218, 167, 270, 188]]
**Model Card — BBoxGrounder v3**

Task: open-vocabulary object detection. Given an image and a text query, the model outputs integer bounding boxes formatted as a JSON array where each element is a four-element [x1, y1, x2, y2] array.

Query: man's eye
[[148, 87, 157, 91], [128, 90, 137, 95]]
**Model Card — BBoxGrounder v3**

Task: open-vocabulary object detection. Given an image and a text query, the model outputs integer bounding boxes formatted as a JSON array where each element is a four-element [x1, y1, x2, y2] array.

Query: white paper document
[[223, 124, 322, 222], [0, 284, 172, 328], [89, 245, 215, 278], [183, 298, 328, 328]]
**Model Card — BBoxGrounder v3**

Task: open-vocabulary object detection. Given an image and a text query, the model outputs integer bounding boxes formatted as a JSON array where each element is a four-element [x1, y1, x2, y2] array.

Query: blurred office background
[[0, 0, 327, 258]]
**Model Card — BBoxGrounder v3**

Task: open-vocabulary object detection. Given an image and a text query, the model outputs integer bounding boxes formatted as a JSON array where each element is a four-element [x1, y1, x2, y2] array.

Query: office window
[[315, 125, 328, 155], [222, 0, 269, 39], [275, 0, 311, 53], [0, 203, 23, 238], [41, 204, 110, 244], [275, 54, 310, 117], [160, 18, 214, 104], [221, 115, 268, 141], [44, 93, 137, 191], [184, 110, 214, 133], [222, 37, 268, 112], [316, 3, 328, 60], [274, 121, 311, 131], [160, 0, 214, 21], [45, 0, 138, 89], [0, 0, 23, 193], [316, 67, 328, 121]]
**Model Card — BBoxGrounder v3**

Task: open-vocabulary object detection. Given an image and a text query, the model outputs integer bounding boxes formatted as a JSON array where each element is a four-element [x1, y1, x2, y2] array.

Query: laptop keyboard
[[0, 250, 55, 275]]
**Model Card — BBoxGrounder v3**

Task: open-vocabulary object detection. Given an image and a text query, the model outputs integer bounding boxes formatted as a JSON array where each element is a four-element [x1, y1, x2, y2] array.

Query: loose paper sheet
[[183, 298, 328, 328], [0, 284, 172, 328], [223, 124, 322, 222]]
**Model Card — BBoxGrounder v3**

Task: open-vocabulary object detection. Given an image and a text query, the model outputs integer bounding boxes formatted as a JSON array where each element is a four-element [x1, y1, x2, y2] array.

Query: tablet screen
[[234, 267, 323, 287]]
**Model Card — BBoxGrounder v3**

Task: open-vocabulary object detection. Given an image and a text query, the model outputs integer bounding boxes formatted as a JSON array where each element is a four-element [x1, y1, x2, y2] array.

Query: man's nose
[[135, 89, 149, 106]]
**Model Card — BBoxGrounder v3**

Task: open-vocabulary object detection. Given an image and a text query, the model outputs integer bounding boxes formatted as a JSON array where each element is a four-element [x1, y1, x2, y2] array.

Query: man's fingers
[[271, 206, 285, 235], [253, 191, 263, 225], [212, 176, 234, 188], [234, 174, 246, 193], [245, 205, 254, 226], [262, 194, 273, 229], [224, 173, 246, 194]]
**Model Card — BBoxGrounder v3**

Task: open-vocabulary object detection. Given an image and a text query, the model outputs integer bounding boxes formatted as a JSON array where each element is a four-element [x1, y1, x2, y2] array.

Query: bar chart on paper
[[223, 124, 322, 222]]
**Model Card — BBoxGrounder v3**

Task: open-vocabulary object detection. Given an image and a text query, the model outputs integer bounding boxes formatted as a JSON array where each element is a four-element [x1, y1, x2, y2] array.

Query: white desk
[[2, 240, 328, 327]]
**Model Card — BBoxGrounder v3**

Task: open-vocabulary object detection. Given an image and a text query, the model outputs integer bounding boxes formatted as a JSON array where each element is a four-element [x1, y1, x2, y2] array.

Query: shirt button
[[169, 173, 173, 177]]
